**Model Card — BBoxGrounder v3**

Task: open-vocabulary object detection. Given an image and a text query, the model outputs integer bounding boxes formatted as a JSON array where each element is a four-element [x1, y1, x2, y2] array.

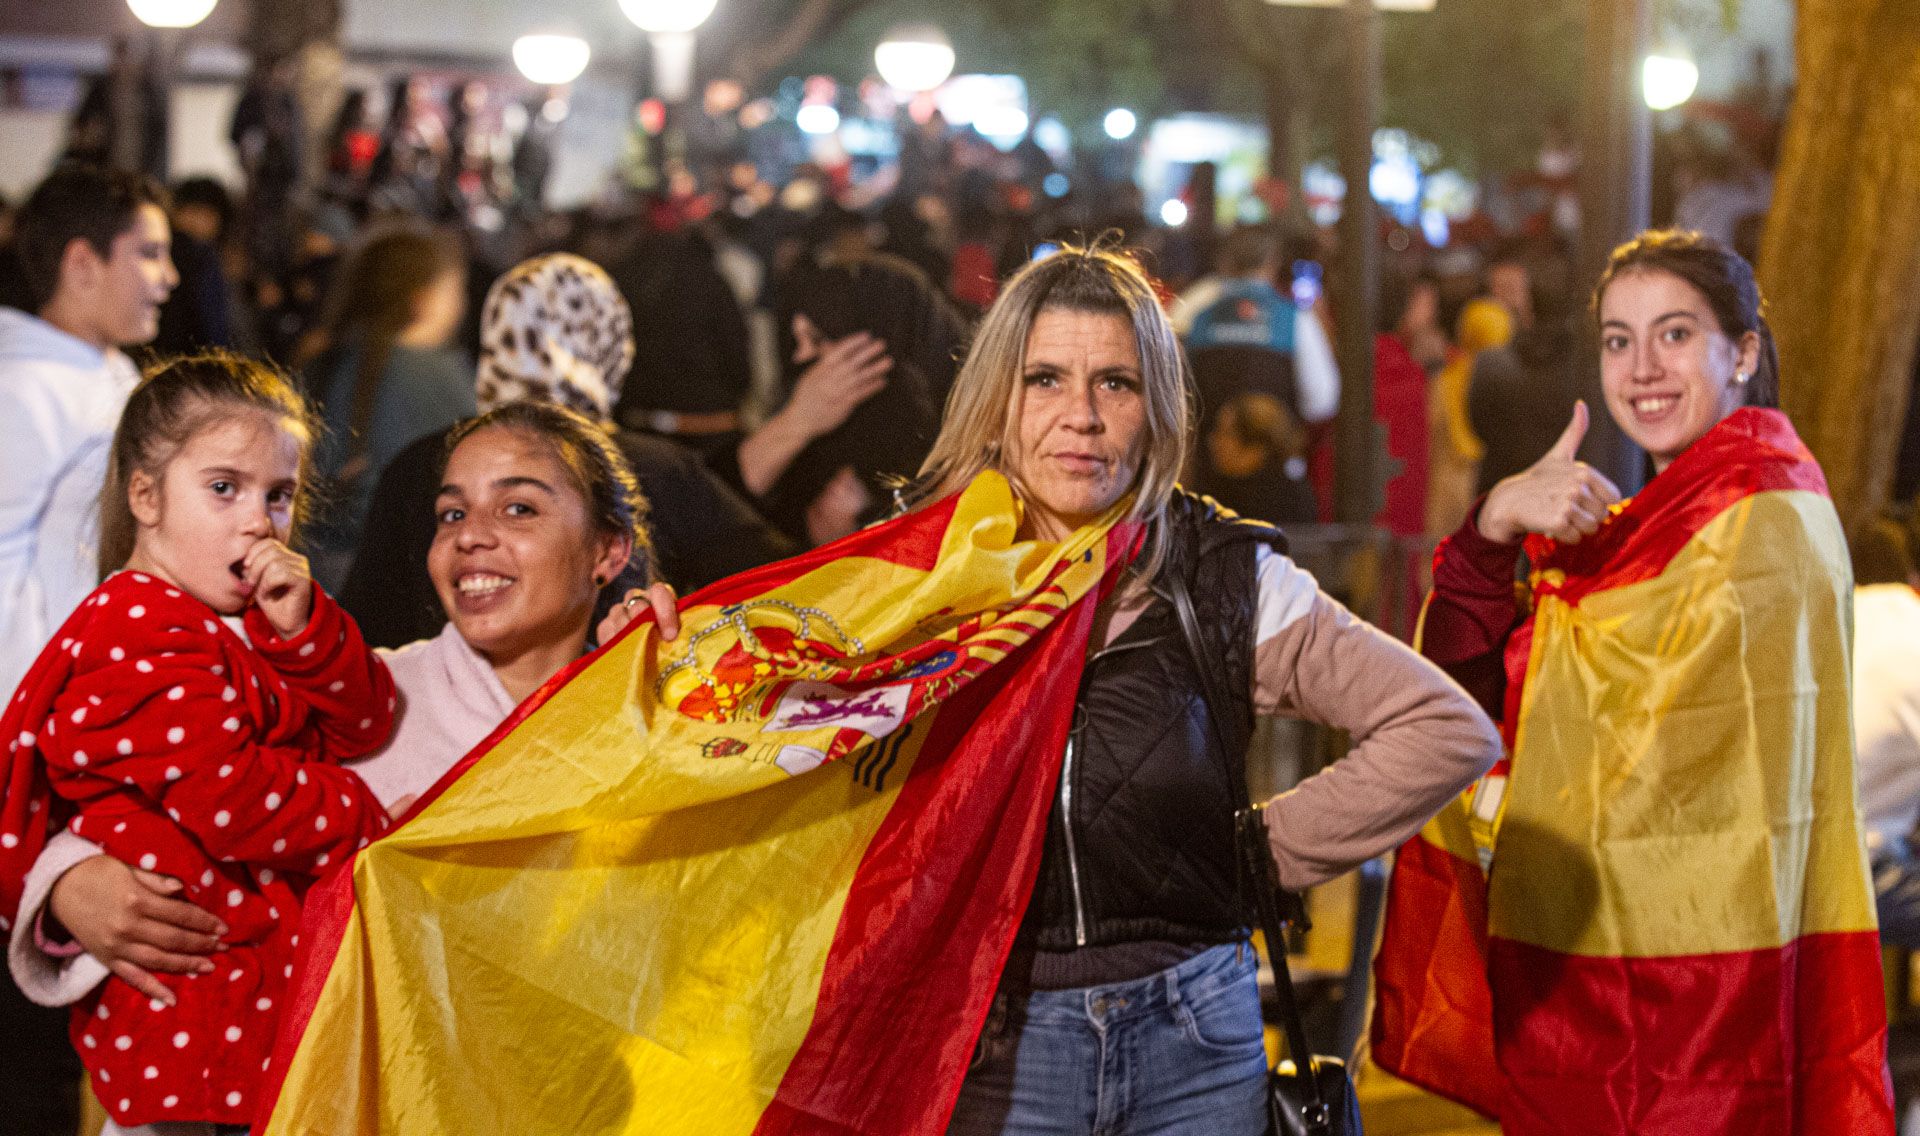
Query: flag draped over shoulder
[[1372, 409, 1893, 1135], [260, 472, 1139, 1136]]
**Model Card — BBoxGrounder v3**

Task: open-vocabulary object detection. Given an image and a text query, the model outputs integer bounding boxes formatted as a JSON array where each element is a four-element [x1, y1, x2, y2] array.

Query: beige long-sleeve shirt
[[1099, 544, 1501, 892]]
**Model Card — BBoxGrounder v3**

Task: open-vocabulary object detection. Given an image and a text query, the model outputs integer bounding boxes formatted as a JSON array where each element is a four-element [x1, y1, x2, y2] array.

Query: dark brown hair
[[99, 350, 317, 578], [15, 163, 169, 313], [309, 224, 465, 458], [444, 402, 654, 591], [1592, 228, 1780, 409]]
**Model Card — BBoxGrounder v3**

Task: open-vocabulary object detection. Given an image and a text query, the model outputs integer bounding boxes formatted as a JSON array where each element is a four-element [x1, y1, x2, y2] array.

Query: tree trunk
[[1757, 0, 1920, 533]]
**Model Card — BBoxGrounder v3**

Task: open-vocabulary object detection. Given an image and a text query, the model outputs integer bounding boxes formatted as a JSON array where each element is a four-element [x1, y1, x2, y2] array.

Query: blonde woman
[[909, 245, 1500, 1135]]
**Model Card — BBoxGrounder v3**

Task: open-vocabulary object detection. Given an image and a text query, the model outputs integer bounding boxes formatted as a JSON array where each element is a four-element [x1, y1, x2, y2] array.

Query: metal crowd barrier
[[1247, 524, 1439, 1061]]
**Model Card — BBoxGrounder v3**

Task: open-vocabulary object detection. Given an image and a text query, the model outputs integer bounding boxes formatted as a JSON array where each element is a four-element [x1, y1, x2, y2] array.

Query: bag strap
[[1167, 560, 1334, 1131], [1164, 551, 1247, 804], [1237, 805, 1333, 1130]]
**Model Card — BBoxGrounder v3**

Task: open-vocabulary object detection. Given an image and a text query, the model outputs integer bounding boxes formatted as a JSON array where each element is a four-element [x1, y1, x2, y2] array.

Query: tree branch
[[719, 0, 873, 90]]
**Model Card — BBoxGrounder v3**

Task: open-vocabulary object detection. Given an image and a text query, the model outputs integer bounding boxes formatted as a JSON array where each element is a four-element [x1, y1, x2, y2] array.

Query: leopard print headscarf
[[476, 254, 634, 419]]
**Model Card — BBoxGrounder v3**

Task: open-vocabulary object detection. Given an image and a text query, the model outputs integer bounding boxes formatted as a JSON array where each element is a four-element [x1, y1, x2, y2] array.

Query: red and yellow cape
[[259, 473, 1139, 1135], [1373, 409, 1892, 1134]]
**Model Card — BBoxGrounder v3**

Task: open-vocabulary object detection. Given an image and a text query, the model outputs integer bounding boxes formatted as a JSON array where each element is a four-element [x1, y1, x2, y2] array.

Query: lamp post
[[126, 0, 217, 180], [876, 24, 953, 197], [1575, 0, 1654, 489], [1331, 0, 1383, 527], [1263, 0, 1435, 525], [617, 0, 718, 190], [619, 0, 718, 103]]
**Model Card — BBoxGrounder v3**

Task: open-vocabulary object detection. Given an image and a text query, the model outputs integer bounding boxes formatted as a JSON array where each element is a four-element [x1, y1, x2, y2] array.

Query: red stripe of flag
[[1371, 833, 1503, 1118], [1487, 932, 1891, 1136], [753, 529, 1131, 1134]]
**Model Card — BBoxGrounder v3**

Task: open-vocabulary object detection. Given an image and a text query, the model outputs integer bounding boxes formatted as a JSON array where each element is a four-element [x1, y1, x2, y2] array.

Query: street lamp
[[1104, 108, 1138, 141], [619, 0, 718, 102], [127, 0, 216, 27], [1642, 52, 1699, 111], [875, 24, 956, 93], [513, 35, 591, 86], [617, 0, 718, 33], [797, 104, 842, 136]]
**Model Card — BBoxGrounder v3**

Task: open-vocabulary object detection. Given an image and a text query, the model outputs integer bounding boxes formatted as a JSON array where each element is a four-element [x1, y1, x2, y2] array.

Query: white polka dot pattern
[[0, 573, 398, 1117]]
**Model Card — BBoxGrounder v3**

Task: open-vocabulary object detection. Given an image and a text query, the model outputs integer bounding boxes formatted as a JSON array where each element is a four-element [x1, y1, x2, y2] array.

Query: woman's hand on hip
[[1478, 401, 1623, 545], [47, 855, 225, 1005]]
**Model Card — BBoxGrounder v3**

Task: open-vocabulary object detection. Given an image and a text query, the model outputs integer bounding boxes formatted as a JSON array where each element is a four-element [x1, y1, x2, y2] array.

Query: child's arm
[[243, 586, 396, 764], [54, 621, 391, 876]]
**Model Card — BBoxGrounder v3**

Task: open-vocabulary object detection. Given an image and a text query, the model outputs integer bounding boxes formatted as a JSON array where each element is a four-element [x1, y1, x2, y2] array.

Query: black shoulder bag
[[1167, 563, 1363, 1136]]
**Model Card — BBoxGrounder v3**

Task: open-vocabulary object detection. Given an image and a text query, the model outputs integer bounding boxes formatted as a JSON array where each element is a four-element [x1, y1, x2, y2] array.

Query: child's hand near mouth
[[240, 538, 314, 638]]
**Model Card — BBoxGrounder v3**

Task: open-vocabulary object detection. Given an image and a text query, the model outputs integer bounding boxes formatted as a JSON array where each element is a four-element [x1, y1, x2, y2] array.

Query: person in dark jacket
[[339, 253, 791, 649], [149, 178, 237, 355], [739, 252, 971, 545], [299, 224, 473, 591], [890, 245, 1501, 1134], [1197, 392, 1319, 526], [609, 224, 756, 466], [1468, 251, 1582, 495]]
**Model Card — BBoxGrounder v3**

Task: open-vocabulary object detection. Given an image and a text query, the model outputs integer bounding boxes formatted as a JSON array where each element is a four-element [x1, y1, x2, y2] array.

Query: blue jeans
[[947, 942, 1269, 1136]]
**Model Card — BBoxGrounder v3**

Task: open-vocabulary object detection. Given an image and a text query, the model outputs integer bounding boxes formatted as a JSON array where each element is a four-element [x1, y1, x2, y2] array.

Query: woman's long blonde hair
[[905, 242, 1193, 578]]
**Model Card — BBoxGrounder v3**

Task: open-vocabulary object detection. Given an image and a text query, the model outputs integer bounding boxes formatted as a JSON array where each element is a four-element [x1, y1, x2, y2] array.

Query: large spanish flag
[[258, 472, 1139, 1135], [1372, 409, 1893, 1134]]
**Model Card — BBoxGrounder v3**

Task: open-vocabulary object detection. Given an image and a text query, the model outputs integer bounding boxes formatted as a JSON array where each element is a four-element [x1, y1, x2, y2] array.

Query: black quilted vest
[[1016, 491, 1287, 951]]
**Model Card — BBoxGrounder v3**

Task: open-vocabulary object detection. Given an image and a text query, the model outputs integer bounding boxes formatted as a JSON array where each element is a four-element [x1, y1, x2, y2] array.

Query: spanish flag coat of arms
[[1372, 409, 1894, 1134], [258, 473, 1140, 1134]]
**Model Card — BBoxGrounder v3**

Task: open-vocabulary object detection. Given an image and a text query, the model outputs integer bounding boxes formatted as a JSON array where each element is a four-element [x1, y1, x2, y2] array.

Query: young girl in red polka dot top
[[0, 353, 398, 1134]]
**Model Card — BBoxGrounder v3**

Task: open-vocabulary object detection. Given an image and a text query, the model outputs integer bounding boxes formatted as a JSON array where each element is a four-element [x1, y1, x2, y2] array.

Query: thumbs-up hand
[[1476, 401, 1624, 544]]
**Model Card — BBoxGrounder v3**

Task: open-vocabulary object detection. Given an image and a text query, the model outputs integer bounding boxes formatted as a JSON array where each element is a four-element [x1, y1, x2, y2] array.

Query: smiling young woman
[[1380, 231, 1892, 1134], [430, 403, 650, 703], [1594, 236, 1772, 473]]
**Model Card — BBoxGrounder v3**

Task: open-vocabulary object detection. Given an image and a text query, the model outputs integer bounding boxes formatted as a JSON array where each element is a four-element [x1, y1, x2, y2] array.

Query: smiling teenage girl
[[1378, 231, 1891, 1134]]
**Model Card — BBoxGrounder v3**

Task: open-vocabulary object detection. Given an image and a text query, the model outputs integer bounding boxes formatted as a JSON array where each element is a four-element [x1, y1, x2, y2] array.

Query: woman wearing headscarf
[[338, 253, 792, 649]]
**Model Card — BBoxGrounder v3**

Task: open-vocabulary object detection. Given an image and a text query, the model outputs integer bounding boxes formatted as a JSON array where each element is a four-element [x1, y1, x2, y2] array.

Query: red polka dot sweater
[[0, 571, 393, 1127]]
